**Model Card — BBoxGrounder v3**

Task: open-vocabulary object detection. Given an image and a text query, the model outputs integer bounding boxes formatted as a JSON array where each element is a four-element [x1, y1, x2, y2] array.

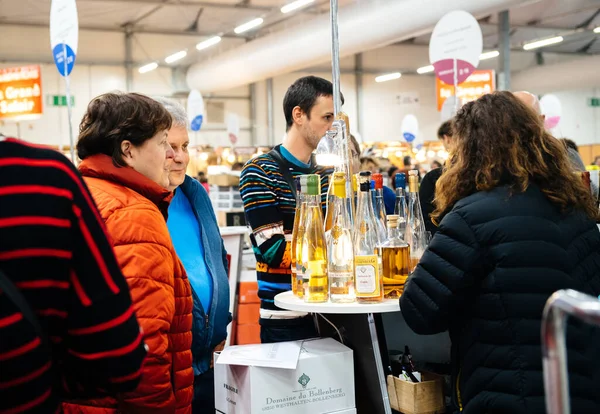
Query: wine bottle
[[291, 177, 302, 296], [372, 173, 387, 230], [302, 174, 328, 303], [327, 172, 355, 303], [370, 179, 387, 244], [354, 171, 384, 303], [394, 173, 408, 239], [405, 170, 427, 272], [381, 215, 410, 299], [294, 175, 309, 298]]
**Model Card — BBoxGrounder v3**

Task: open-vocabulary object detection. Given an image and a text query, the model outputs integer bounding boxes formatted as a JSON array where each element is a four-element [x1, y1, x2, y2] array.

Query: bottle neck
[[307, 193, 320, 207], [395, 187, 405, 198], [387, 225, 399, 240]]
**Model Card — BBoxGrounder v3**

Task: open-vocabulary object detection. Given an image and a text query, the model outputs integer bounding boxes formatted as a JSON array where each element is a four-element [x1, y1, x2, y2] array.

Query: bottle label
[[354, 255, 381, 296], [329, 271, 353, 280]]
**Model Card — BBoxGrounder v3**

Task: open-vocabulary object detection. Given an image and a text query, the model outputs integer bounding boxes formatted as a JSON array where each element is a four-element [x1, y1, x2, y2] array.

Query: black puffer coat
[[400, 184, 600, 414]]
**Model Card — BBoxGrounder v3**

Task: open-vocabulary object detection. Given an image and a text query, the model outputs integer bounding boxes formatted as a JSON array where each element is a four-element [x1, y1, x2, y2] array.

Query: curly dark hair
[[432, 91, 598, 223], [77, 92, 172, 166]]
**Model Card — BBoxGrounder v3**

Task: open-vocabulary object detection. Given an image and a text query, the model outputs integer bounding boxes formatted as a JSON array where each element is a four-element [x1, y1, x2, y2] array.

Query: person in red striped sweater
[[0, 135, 147, 413]]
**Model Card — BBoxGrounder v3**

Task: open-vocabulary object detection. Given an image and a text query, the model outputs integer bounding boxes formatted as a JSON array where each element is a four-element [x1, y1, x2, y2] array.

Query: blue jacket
[[178, 175, 231, 377]]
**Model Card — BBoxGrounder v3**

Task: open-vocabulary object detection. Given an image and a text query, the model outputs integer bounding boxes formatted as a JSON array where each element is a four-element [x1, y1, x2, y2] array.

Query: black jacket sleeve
[[419, 168, 442, 236], [400, 210, 482, 335]]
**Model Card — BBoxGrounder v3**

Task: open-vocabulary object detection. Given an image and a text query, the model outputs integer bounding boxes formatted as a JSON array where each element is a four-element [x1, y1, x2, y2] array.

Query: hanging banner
[[0, 65, 43, 120], [429, 10, 483, 86], [226, 113, 240, 145], [50, 0, 79, 77], [401, 114, 419, 143], [187, 89, 205, 131], [436, 70, 495, 111]]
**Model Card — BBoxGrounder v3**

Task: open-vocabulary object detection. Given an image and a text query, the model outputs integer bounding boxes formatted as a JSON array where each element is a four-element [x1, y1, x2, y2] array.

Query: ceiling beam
[[0, 21, 247, 39], [76, 0, 275, 11]]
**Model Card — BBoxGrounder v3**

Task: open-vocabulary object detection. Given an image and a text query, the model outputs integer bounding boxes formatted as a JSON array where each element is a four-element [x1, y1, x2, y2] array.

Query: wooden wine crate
[[387, 373, 445, 414]]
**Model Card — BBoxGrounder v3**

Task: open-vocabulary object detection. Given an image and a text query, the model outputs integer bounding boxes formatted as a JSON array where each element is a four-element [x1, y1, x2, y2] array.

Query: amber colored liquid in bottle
[[381, 245, 410, 298]]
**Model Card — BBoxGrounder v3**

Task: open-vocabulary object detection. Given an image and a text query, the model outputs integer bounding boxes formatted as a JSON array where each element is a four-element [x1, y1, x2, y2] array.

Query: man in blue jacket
[[156, 97, 231, 414]]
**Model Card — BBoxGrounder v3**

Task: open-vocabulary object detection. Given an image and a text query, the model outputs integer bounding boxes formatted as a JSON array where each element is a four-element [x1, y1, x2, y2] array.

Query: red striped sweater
[[0, 138, 146, 413]]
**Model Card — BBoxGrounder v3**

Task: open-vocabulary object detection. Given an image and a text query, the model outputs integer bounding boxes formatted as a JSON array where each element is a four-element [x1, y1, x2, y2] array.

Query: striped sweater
[[240, 145, 331, 311], [0, 138, 146, 413]]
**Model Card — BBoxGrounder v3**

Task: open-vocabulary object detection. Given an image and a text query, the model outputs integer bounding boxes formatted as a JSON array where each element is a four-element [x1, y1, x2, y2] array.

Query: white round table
[[275, 291, 400, 414], [274, 291, 400, 314]]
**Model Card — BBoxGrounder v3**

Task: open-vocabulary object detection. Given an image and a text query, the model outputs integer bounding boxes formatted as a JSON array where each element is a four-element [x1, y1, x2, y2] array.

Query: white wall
[[1, 44, 599, 149]]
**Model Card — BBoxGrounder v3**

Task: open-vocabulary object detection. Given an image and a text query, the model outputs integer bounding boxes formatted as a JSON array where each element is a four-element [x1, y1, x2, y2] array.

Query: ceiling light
[[594, 27, 600, 34], [523, 36, 563, 50], [234, 18, 264, 34], [417, 65, 434, 74], [479, 50, 499, 60], [375, 72, 401, 83], [196, 36, 222, 51], [138, 62, 158, 74], [281, 0, 314, 13], [165, 50, 187, 64]]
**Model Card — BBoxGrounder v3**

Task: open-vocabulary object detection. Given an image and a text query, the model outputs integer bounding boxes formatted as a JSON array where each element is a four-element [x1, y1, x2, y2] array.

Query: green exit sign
[[589, 97, 600, 107], [47, 95, 75, 106]]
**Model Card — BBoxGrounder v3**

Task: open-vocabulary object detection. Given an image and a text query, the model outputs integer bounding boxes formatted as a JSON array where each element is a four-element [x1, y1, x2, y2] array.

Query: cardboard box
[[238, 281, 260, 304], [215, 338, 355, 414], [235, 324, 260, 345], [236, 303, 260, 325]]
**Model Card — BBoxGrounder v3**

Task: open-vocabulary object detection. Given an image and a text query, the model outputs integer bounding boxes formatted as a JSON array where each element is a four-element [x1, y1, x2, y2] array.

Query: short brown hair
[[433, 91, 598, 223], [77, 92, 172, 166]]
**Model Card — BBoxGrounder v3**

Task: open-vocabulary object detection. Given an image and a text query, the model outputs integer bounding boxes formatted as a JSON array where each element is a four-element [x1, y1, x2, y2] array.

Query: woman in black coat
[[400, 91, 600, 414]]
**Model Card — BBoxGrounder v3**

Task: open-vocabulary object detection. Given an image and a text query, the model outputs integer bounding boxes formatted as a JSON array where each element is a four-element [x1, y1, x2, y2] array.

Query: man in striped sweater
[[240, 76, 342, 343], [0, 137, 147, 413]]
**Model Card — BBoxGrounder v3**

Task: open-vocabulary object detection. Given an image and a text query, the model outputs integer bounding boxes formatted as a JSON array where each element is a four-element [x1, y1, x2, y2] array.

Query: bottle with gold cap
[[327, 172, 355, 303], [405, 170, 427, 272], [301, 174, 328, 303], [381, 215, 410, 299], [353, 171, 384, 303]]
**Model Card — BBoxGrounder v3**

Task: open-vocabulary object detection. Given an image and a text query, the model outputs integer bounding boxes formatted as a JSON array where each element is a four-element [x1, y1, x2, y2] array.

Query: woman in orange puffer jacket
[[63, 92, 193, 413]]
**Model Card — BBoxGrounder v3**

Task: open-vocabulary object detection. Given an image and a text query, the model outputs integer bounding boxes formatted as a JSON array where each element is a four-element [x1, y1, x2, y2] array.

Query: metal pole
[[498, 10, 511, 90], [542, 289, 600, 414], [266, 78, 275, 146], [125, 26, 134, 92], [355, 53, 364, 139], [63, 43, 76, 164], [330, 0, 341, 115], [249, 83, 257, 145]]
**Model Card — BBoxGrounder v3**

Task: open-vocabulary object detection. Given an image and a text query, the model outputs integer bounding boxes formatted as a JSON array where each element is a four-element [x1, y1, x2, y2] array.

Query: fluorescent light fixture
[[375, 72, 401, 82], [480, 50, 499, 60], [138, 62, 158, 74], [594, 27, 600, 34], [523, 36, 563, 50], [417, 65, 434, 74], [165, 50, 187, 64], [281, 0, 314, 13], [196, 36, 222, 51], [234, 18, 264, 34]]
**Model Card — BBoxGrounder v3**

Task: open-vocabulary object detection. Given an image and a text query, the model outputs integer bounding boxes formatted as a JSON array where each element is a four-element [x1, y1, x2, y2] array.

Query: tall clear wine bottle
[[354, 171, 384, 303], [327, 172, 355, 303], [405, 170, 427, 272], [302, 174, 328, 303]]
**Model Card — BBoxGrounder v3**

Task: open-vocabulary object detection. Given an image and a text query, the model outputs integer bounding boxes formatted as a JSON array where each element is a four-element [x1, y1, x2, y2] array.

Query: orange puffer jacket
[[63, 154, 193, 414]]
